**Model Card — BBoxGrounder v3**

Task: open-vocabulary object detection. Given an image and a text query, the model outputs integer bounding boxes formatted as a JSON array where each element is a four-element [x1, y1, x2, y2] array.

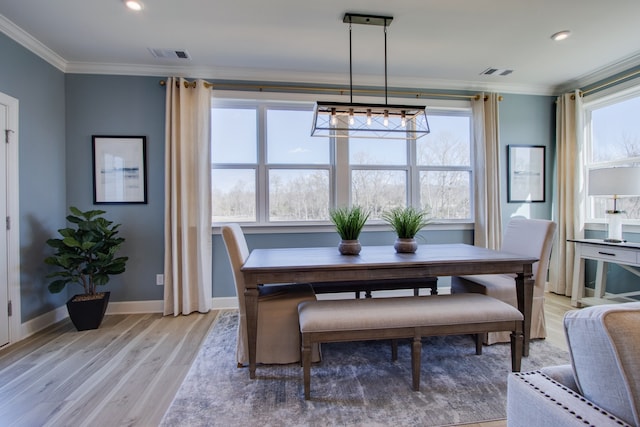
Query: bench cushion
[[298, 293, 523, 333]]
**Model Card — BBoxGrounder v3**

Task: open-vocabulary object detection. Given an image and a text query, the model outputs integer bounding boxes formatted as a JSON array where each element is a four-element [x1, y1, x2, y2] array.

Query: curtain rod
[[581, 68, 640, 97], [158, 79, 493, 101]]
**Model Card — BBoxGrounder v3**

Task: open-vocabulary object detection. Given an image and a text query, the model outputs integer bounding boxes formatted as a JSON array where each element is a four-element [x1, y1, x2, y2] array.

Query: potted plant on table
[[381, 206, 431, 253], [329, 206, 370, 255], [44, 206, 128, 331]]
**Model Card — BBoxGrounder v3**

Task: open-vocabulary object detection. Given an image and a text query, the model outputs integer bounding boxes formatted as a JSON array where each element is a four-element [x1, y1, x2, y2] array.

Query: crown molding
[[65, 61, 556, 96], [0, 14, 67, 72], [555, 51, 640, 94]]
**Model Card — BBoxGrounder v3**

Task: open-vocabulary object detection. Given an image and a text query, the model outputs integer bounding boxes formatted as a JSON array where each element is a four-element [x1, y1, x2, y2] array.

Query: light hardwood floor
[[0, 292, 574, 426]]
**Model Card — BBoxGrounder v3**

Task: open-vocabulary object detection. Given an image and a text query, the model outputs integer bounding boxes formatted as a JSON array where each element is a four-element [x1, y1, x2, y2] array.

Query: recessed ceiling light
[[551, 30, 571, 41], [124, 0, 143, 11]]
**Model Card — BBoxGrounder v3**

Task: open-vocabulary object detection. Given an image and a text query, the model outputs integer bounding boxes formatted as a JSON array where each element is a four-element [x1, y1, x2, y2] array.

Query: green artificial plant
[[381, 206, 431, 239], [329, 206, 370, 241], [44, 206, 128, 295]]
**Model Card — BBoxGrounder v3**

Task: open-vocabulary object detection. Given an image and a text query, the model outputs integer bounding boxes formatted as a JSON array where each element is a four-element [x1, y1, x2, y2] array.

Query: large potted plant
[[329, 206, 370, 255], [44, 206, 128, 331], [381, 206, 431, 253]]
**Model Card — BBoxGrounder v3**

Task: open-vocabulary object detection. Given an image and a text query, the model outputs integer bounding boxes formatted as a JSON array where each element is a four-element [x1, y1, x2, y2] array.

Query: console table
[[569, 238, 640, 307]]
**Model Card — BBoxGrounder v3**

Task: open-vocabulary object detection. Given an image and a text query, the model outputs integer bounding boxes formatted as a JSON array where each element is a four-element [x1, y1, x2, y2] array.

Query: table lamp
[[588, 166, 640, 242]]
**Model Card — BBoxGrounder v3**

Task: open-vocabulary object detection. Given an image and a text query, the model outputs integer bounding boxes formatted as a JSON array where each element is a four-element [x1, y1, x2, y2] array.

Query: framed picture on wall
[[92, 135, 147, 204], [507, 144, 545, 203]]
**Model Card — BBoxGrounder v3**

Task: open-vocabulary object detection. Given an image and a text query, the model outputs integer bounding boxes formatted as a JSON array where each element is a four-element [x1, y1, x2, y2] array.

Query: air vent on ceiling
[[148, 48, 191, 60], [480, 67, 513, 76]]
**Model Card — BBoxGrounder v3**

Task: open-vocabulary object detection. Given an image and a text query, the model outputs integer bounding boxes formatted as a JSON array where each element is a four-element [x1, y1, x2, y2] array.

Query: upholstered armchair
[[507, 302, 640, 427], [221, 224, 320, 366], [451, 218, 556, 344]]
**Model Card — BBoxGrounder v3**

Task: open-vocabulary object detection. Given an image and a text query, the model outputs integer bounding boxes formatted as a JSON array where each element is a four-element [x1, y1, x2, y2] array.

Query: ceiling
[[1, 0, 640, 95]]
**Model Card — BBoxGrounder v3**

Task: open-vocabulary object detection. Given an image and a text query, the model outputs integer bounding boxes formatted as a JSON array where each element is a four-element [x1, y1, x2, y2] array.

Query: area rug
[[161, 310, 569, 427]]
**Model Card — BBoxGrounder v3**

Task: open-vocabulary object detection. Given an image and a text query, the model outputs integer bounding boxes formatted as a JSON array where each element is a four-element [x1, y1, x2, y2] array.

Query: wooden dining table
[[240, 243, 537, 379]]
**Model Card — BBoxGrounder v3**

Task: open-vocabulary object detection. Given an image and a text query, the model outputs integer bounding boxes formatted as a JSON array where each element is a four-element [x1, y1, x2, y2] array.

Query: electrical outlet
[[156, 274, 164, 286]]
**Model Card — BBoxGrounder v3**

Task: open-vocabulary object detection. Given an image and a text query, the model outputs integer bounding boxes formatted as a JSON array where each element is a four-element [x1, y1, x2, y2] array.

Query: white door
[[0, 102, 8, 347], [0, 92, 19, 348]]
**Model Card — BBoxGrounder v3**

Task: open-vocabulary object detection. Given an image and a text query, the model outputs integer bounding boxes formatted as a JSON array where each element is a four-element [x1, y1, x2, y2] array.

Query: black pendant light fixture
[[311, 13, 430, 140]]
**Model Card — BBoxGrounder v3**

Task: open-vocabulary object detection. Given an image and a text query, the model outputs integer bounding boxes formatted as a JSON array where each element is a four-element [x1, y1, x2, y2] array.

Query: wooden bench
[[297, 293, 524, 400]]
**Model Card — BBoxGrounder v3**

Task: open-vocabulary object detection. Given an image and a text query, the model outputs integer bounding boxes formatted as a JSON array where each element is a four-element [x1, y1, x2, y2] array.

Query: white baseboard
[[20, 305, 69, 340], [106, 300, 164, 314], [18, 288, 450, 343]]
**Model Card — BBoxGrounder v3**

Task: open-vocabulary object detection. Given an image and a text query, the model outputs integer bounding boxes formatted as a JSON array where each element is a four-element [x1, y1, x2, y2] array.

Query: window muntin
[[586, 88, 640, 220], [211, 98, 473, 225]]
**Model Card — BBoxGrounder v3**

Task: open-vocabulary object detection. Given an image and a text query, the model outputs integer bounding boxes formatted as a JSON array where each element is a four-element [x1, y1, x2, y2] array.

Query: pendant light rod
[[384, 18, 388, 104], [343, 13, 393, 105], [349, 19, 353, 103]]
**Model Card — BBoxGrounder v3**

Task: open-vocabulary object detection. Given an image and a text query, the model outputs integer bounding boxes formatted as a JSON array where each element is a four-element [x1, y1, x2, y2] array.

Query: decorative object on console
[[588, 166, 640, 243], [329, 206, 370, 255], [381, 206, 431, 253], [311, 13, 430, 140]]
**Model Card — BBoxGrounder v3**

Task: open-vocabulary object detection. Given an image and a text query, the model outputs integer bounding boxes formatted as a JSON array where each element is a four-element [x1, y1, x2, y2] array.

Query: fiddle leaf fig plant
[[44, 206, 128, 296]]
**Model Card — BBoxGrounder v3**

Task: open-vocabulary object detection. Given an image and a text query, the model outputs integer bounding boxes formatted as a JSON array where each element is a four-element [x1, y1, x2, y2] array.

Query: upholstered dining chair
[[451, 218, 557, 344], [221, 223, 320, 366]]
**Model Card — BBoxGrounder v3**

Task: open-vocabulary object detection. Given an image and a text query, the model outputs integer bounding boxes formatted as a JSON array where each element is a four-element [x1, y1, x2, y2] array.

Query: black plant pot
[[66, 291, 110, 331]]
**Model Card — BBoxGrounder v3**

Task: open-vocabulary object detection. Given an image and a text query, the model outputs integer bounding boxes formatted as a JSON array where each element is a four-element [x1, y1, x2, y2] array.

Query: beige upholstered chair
[[221, 223, 320, 366], [451, 218, 556, 344]]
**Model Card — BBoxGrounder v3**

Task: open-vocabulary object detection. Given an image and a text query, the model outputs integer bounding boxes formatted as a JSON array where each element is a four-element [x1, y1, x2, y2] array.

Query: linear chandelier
[[311, 13, 430, 140]]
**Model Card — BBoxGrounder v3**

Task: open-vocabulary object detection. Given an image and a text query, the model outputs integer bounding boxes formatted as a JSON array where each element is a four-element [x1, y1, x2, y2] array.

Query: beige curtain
[[472, 93, 502, 249], [163, 77, 213, 315], [548, 90, 585, 295]]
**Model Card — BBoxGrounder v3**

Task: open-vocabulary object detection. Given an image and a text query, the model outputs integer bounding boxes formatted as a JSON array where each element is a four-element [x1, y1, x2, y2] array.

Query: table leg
[[244, 286, 259, 379], [516, 267, 534, 357], [571, 252, 585, 307], [595, 261, 607, 299]]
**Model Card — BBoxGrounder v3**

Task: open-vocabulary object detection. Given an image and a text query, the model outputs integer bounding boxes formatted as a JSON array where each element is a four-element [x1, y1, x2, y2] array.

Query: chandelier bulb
[[401, 111, 406, 127], [330, 108, 337, 126], [383, 110, 389, 127], [366, 109, 372, 126], [349, 109, 355, 125]]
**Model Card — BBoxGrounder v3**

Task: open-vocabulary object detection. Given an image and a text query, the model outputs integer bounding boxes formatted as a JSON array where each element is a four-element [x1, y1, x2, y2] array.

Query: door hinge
[[8, 300, 12, 317], [5, 216, 9, 231], [5, 129, 14, 143]]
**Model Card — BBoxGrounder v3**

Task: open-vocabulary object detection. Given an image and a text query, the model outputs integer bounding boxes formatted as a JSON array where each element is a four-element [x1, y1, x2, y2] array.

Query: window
[[211, 97, 473, 225], [585, 86, 640, 221]]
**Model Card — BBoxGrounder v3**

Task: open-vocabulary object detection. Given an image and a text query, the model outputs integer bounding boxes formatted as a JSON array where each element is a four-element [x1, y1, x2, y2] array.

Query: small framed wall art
[[507, 144, 545, 203], [92, 135, 147, 204]]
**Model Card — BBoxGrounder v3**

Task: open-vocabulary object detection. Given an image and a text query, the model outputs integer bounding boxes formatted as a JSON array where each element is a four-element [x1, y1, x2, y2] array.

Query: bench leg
[[510, 330, 524, 372], [474, 334, 483, 355], [411, 334, 421, 391], [302, 336, 312, 400], [391, 339, 398, 361]]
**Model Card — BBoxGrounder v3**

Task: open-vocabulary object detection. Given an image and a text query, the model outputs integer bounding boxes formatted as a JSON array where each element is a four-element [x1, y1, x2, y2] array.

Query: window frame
[[583, 81, 640, 226], [211, 90, 473, 227]]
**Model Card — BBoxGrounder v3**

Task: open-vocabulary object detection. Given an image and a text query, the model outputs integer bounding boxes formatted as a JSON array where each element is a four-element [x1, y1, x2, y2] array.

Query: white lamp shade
[[588, 167, 640, 197]]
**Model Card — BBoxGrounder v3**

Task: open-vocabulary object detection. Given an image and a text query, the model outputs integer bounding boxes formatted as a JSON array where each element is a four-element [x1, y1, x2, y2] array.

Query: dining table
[[240, 243, 537, 379]]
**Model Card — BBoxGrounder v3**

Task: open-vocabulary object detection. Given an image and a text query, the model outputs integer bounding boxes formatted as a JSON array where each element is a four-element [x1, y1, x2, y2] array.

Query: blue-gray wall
[[499, 94, 555, 221], [65, 74, 166, 302], [0, 33, 68, 321], [1, 31, 561, 323]]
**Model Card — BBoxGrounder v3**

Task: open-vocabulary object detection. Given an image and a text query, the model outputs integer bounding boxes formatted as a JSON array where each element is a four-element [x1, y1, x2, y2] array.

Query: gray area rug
[[161, 310, 569, 427]]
